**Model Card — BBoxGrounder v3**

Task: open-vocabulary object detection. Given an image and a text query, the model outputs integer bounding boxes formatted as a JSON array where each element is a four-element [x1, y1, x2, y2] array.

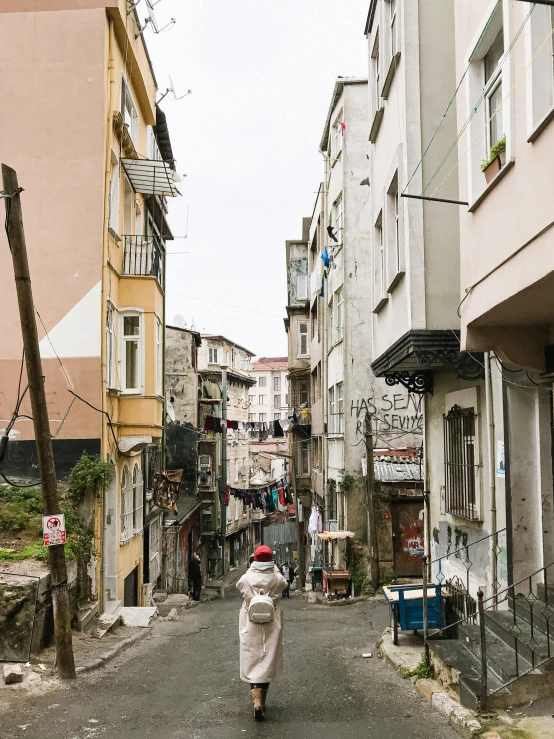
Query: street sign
[[42, 514, 67, 547]]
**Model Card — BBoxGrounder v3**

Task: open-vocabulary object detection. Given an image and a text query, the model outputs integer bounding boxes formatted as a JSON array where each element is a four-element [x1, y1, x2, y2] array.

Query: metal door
[[123, 566, 139, 607], [391, 501, 424, 577]]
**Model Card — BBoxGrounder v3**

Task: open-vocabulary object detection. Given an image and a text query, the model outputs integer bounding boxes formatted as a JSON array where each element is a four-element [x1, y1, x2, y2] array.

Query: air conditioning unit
[[198, 455, 212, 487]]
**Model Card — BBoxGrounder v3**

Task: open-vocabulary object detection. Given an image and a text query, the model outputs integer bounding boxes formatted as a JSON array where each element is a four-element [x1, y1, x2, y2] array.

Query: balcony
[[123, 235, 164, 286]]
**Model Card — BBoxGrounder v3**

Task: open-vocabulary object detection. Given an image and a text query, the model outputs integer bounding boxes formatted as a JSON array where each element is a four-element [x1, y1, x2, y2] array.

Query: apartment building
[[0, 1, 179, 611], [198, 335, 256, 572], [249, 357, 289, 424]]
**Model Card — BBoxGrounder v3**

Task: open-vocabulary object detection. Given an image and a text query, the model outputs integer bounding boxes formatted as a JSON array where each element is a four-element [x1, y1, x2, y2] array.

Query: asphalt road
[[1, 588, 459, 738]]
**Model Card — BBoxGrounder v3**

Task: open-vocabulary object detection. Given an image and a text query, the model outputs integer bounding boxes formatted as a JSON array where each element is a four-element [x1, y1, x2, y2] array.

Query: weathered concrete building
[[249, 357, 290, 424]]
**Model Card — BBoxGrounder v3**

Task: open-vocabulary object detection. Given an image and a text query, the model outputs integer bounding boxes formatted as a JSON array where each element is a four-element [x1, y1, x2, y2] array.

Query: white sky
[[146, 0, 369, 358]]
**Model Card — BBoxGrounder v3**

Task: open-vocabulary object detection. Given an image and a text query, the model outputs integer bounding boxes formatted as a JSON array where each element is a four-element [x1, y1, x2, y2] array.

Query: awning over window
[[316, 531, 355, 541], [121, 158, 180, 197]]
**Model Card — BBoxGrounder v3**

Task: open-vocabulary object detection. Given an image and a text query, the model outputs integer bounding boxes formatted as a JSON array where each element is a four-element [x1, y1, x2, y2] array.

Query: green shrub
[[403, 652, 434, 680], [67, 452, 113, 503]]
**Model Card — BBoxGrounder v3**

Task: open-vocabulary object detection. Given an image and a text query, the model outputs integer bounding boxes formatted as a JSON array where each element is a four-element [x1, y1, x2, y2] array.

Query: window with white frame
[[121, 313, 141, 392], [274, 412, 281, 420], [332, 111, 343, 158], [297, 273, 308, 300], [248, 394, 255, 405], [235, 495, 240, 520], [234, 458, 239, 482], [132, 463, 144, 533], [155, 317, 162, 396], [372, 33, 381, 117], [248, 413, 256, 422], [389, 0, 397, 58], [148, 126, 162, 161], [259, 413, 267, 423], [274, 395, 281, 409], [273, 376, 281, 391], [108, 152, 120, 234], [208, 347, 219, 364], [259, 376, 267, 387], [328, 385, 336, 433], [374, 211, 386, 310], [298, 321, 309, 356], [300, 441, 310, 476], [106, 303, 117, 389], [528, 5, 554, 132], [483, 29, 505, 157], [121, 466, 132, 541], [387, 171, 403, 287], [259, 394, 267, 405], [332, 196, 343, 243], [335, 288, 343, 341], [121, 76, 138, 147], [123, 175, 134, 236], [336, 382, 344, 433]]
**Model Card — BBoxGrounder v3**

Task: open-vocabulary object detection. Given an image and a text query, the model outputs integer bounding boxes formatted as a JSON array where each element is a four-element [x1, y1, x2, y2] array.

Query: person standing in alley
[[279, 561, 294, 598], [188, 552, 202, 601], [236, 545, 287, 721]]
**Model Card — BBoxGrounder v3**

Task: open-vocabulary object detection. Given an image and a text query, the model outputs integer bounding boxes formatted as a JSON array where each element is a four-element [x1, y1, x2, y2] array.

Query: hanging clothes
[[277, 487, 286, 507], [273, 420, 284, 438], [308, 506, 319, 542]]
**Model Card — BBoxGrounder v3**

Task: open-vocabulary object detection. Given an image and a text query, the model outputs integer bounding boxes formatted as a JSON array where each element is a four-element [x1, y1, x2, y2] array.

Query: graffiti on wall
[[350, 392, 423, 438], [401, 523, 425, 561]]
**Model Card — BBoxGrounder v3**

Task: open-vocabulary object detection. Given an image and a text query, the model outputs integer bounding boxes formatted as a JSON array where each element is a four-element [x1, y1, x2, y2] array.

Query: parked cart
[[383, 584, 450, 645]]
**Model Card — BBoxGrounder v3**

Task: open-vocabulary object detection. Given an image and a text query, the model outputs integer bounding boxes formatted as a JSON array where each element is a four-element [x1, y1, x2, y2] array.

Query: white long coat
[[236, 564, 287, 683]]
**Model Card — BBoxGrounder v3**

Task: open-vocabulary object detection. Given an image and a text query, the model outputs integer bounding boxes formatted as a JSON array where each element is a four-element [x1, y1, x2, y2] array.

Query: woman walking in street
[[236, 545, 287, 721]]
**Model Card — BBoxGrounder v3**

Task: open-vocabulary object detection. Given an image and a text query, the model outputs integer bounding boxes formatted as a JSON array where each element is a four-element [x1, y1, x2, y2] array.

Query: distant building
[[250, 357, 290, 424]]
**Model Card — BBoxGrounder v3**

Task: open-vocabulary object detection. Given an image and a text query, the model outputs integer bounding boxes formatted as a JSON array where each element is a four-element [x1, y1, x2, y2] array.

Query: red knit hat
[[253, 545, 273, 562]]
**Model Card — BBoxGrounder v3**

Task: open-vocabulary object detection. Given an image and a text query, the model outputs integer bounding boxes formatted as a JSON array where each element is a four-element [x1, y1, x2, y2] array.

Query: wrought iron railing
[[423, 541, 554, 710], [123, 235, 164, 285]]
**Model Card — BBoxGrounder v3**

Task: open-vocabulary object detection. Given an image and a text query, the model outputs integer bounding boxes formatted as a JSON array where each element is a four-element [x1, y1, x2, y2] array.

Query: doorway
[[391, 501, 424, 577], [124, 566, 139, 607]]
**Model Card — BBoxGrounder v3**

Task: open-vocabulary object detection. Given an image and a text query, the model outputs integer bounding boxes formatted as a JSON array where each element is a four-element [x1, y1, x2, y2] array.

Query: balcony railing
[[123, 235, 165, 285]]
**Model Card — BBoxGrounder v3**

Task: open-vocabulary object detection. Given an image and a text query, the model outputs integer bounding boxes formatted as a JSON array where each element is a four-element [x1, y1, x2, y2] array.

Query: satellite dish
[[173, 314, 187, 329], [145, 0, 175, 34], [168, 74, 192, 101]]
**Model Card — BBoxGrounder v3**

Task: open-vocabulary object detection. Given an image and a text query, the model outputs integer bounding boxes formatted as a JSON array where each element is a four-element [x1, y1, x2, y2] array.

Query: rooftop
[[201, 334, 255, 358], [319, 77, 368, 152], [252, 357, 288, 371]]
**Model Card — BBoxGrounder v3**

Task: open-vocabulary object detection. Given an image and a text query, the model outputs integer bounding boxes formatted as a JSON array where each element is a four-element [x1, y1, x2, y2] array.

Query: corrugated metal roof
[[374, 455, 423, 483]]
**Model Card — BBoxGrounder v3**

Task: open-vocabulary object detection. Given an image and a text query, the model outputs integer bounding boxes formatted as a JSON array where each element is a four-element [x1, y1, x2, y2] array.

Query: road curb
[[75, 630, 149, 675], [379, 627, 482, 738]]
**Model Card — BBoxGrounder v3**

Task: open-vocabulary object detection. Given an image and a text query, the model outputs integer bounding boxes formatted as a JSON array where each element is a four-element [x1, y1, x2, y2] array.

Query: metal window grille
[[289, 373, 310, 408], [123, 235, 164, 284], [444, 405, 479, 520]]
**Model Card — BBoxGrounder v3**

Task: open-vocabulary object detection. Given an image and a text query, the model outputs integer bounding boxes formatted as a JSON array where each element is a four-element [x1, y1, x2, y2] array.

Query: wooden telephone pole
[[2, 165, 75, 679], [364, 412, 380, 590]]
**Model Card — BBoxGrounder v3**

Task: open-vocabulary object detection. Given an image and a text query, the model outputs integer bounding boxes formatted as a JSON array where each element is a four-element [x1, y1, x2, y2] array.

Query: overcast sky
[[146, 0, 369, 358]]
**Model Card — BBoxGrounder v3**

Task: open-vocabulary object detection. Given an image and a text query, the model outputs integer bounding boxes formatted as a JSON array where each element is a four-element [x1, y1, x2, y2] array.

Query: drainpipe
[[322, 158, 330, 561], [485, 352, 498, 602], [220, 364, 228, 577]]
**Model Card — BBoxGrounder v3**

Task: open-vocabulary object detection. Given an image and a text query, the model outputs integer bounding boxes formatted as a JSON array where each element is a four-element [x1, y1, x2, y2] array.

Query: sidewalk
[[379, 626, 554, 738]]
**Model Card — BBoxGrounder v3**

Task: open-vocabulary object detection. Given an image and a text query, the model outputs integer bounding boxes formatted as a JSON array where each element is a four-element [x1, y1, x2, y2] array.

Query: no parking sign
[[42, 514, 67, 547]]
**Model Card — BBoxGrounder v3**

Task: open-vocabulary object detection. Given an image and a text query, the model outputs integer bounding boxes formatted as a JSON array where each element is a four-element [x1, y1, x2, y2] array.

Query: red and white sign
[[42, 514, 67, 547]]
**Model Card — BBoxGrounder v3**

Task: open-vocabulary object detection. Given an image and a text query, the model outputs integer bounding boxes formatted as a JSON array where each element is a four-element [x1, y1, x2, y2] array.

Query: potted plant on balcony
[[481, 135, 506, 184]]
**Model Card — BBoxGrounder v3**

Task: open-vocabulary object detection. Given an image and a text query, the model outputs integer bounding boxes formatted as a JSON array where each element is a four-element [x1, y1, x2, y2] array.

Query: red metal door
[[391, 502, 424, 577]]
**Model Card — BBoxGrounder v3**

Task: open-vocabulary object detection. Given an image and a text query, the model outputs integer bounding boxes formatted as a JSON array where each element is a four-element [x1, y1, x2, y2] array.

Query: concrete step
[[513, 597, 554, 637], [102, 598, 122, 615], [95, 611, 122, 639], [458, 622, 533, 684], [429, 638, 508, 710], [485, 609, 554, 667], [75, 601, 100, 632]]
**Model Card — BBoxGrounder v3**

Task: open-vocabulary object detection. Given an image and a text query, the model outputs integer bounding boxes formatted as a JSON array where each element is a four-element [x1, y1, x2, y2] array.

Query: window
[[106, 303, 117, 389], [297, 274, 308, 300], [259, 376, 267, 387], [208, 347, 219, 364], [332, 112, 343, 158], [120, 466, 132, 541], [132, 463, 143, 533], [373, 35, 381, 116], [444, 405, 479, 520], [336, 382, 344, 433], [248, 395, 255, 405], [234, 458, 239, 482], [259, 394, 267, 405], [273, 376, 281, 391], [274, 395, 281, 409], [484, 29, 504, 156], [300, 441, 310, 476], [390, 0, 397, 57], [155, 317, 162, 396], [374, 211, 386, 310], [528, 5, 554, 132], [274, 413, 281, 421], [259, 413, 267, 423], [335, 288, 343, 341], [332, 197, 343, 243], [148, 126, 161, 161], [387, 171, 403, 287], [248, 413, 256, 422], [108, 153, 120, 234], [121, 313, 141, 392], [298, 321, 309, 356], [328, 386, 335, 433], [123, 175, 134, 236], [121, 76, 138, 146], [235, 495, 240, 520]]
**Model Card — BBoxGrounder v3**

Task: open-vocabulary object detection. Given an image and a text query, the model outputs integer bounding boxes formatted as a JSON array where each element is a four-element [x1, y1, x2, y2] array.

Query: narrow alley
[[1, 590, 457, 739]]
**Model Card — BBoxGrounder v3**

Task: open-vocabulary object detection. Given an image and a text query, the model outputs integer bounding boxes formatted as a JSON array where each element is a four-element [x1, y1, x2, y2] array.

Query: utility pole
[[364, 412, 380, 590], [2, 165, 75, 679], [220, 363, 228, 577]]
